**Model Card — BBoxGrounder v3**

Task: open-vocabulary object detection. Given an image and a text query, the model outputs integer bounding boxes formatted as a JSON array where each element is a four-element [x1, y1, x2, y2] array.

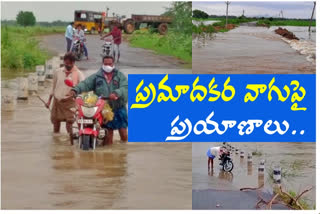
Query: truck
[[74, 10, 106, 34], [74, 10, 172, 35], [121, 14, 172, 35]]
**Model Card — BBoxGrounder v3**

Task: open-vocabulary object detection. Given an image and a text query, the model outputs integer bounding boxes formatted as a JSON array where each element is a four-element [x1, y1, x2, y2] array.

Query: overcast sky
[[1, 1, 172, 22], [193, 1, 316, 19]]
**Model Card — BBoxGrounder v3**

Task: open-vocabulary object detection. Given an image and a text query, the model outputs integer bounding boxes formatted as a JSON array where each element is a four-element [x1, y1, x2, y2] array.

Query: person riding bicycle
[[74, 24, 89, 60]]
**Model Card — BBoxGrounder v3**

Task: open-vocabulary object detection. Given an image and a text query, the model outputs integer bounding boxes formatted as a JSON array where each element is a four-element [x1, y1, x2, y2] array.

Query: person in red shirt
[[101, 25, 122, 62]]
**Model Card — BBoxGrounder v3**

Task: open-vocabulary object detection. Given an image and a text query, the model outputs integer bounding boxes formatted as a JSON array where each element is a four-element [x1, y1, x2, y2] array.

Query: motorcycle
[[65, 79, 107, 151], [72, 37, 85, 61], [101, 38, 115, 59], [219, 149, 234, 172]]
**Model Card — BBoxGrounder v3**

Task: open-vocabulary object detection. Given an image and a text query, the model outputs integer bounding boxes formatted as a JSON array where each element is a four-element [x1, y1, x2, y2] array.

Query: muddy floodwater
[[2, 98, 192, 209], [192, 26, 315, 74], [192, 142, 315, 209], [2, 82, 191, 210], [2, 33, 192, 209]]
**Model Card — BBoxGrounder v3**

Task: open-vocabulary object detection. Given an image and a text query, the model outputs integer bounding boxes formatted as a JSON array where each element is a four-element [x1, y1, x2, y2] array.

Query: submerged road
[[192, 25, 315, 74], [1, 34, 192, 209]]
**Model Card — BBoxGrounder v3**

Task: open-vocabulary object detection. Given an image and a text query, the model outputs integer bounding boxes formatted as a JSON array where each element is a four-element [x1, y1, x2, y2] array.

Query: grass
[[193, 17, 256, 34], [257, 19, 316, 27], [1, 25, 64, 79], [252, 148, 263, 156], [128, 29, 192, 67]]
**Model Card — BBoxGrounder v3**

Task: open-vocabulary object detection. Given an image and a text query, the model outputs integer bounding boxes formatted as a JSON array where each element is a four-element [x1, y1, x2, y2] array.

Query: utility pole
[[309, 2, 316, 32], [106, 7, 109, 17], [225, 1, 231, 28]]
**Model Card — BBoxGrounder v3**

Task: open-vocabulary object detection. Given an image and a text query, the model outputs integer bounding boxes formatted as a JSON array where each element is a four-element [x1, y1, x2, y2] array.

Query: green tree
[[16, 11, 36, 26], [163, 2, 192, 35], [192, 9, 209, 19]]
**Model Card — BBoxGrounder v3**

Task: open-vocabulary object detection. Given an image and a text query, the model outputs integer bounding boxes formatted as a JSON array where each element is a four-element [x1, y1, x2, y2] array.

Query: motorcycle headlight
[[81, 106, 98, 118]]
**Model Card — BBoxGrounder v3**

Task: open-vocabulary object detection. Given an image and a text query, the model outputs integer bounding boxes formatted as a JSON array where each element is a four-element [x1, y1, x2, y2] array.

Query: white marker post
[[17, 77, 29, 100], [2, 92, 16, 111], [59, 53, 65, 67], [273, 166, 281, 184], [258, 160, 265, 174], [36, 65, 46, 86], [28, 73, 38, 95], [240, 150, 245, 158], [46, 59, 54, 79], [247, 152, 253, 163]]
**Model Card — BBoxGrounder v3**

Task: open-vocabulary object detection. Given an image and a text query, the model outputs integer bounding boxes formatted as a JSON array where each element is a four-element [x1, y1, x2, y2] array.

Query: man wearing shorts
[[207, 146, 222, 170]]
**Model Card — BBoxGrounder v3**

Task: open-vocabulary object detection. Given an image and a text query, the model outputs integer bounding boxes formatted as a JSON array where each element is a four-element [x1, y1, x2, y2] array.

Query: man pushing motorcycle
[[100, 25, 122, 62], [68, 55, 128, 145], [207, 143, 229, 170]]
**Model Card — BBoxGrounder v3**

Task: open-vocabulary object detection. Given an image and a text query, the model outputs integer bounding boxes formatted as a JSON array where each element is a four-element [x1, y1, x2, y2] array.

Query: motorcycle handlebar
[[99, 96, 110, 100]]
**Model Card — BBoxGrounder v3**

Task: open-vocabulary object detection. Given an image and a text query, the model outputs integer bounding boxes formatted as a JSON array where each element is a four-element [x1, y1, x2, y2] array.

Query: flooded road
[[192, 142, 315, 209], [2, 82, 192, 210], [2, 34, 192, 209], [192, 26, 315, 74]]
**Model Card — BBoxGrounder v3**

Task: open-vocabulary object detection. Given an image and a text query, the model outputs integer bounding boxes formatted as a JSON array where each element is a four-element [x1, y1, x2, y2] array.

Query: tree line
[[2, 11, 70, 27]]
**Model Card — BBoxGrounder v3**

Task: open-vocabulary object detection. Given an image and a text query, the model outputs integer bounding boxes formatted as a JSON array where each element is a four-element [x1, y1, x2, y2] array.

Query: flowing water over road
[[192, 142, 315, 209], [192, 25, 315, 74], [2, 34, 192, 209]]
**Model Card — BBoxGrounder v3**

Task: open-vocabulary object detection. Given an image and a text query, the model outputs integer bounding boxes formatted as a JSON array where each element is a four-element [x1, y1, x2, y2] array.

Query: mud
[[1, 34, 192, 209], [275, 27, 299, 40], [192, 26, 315, 74], [192, 142, 315, 210]]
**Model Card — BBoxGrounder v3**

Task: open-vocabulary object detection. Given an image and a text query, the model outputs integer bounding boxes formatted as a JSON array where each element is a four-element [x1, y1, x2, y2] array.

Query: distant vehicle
[[101, 38, 115, 59], [122, 14, 172, 35], [74, 10, 172, 35], [74, 10, 106, 34], [72, 38, 85, 61], [219, 149, 234, 172]]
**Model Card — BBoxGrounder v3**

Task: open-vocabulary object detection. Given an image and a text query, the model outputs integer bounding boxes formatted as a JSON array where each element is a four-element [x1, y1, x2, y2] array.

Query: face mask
[[102, 65, 114, 73], [65, 65, 73, 71]]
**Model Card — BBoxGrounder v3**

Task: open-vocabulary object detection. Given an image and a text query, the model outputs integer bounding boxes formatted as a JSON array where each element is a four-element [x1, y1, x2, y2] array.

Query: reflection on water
[[192, 143, 315, 206], [1, 90, 192, 209], [192, 20, 221, 26]]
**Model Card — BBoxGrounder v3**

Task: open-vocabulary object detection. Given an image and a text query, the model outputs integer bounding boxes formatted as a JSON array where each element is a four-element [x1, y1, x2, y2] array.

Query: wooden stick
[[240, 184, 264, 191], [296, 187, 313, 201], [267, 193, 279, 209], [37, 95, 51, 112]]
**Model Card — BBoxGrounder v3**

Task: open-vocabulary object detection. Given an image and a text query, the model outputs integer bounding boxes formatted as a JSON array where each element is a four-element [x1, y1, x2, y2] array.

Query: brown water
[[192, 26, 315, 74], [2, 101, 192, 209], [2, 75, 191, 210], [192, 142, 315, 207]]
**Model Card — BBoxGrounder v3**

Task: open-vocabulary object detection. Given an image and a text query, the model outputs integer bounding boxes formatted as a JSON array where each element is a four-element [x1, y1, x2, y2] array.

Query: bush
[[1, 25, 62, 73], [193, 9, 209, 19]]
